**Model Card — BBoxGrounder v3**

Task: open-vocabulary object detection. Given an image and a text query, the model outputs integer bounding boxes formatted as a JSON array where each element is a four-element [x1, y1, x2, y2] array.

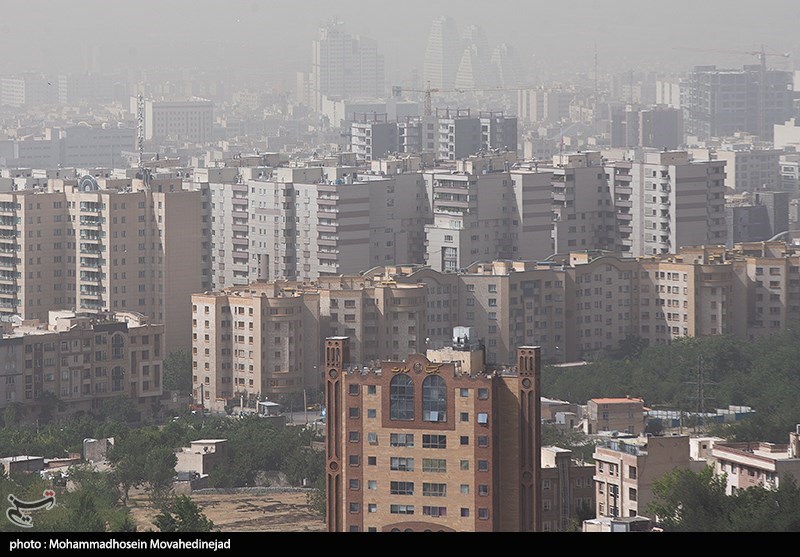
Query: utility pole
[[683, 355, 717, 433]]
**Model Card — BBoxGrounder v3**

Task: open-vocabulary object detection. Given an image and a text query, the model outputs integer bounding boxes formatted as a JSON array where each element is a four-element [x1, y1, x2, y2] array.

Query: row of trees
[[541, 327, 800, 443]]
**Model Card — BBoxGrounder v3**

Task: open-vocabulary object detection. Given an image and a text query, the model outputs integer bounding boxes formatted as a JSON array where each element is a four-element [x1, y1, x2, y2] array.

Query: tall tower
[[423, 16, 462, 91]]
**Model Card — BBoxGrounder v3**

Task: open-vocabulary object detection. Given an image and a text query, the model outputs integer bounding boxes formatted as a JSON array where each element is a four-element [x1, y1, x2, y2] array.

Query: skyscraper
[[310, 20, 385, 112], [422, 17, 462, 91]]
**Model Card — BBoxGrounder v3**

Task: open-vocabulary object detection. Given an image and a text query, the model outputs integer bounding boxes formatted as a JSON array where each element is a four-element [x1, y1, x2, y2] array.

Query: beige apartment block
[[585, 397, 647, 435], [712, 426, 800, 495], [729, 241, 800, 340], [0, 310, 164, 422], [191, 276, 426, 411], [0, 175, 202, 355], [615, 150, 727, 257], [593, 434, 706, 520]]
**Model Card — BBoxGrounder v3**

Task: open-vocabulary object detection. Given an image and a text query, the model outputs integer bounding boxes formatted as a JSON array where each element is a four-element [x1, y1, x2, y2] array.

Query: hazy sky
[[1, 0, 797, 87]]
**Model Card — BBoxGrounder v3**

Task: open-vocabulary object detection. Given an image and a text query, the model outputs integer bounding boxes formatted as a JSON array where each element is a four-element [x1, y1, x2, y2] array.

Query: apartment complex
[[324, 336, 542, 532], [0, 310, 164, 421], [711, 426, 800, 495], [0, 175, 202, 354], [190, 276, 426, 409]]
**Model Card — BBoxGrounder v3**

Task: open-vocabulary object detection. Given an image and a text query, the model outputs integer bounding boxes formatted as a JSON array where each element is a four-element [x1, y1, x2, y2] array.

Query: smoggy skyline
[[0, 1, 797, 90]]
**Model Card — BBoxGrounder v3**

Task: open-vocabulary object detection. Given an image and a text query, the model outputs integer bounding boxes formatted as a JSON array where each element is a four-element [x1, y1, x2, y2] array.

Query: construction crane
[[392, 81, 538, 117], [673, 45, 791, 139]]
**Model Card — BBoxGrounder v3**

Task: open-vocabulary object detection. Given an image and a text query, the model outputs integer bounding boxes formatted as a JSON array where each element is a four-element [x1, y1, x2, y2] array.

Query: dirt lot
[[128, 488, 327, 532]]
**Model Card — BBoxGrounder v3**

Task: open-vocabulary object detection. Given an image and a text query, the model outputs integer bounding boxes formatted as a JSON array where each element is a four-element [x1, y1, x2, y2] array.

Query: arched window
[[390, 374, 414, 420], [422, 375, 446, 422]]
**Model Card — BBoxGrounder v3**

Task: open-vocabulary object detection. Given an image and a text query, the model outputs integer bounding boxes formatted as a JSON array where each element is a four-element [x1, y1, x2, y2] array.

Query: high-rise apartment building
[[324, 336, 542, 532], [715, 146, 782, 192], [190, 276, 426, 409], [197, 163, 428, 287], [682, 65, 793, 141], [350, 114, 398, 161], [0, 175, 202, 354], [614, 150, 727, 257], [549, 151, 616, 254], [310, 21, 385, 113]]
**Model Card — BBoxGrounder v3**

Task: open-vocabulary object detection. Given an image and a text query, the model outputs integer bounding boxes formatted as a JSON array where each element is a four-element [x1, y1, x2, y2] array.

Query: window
[[477, 460, 489, 472], [349, 384, 359, 395], [390, 374, 414, 420], [368, 504, 377, 513], [423, 483, 447, 497], [390, 505, 414, 515], [422, 434, 447, 449], [349, 479, 359, 490], [460, 460, 469, 471], [460, 436, 469, 446], [477, 412, 488, 425], [367, 408, 377, 419], [348, 432, 360, 443], [348, 407, 359, 418], [460, 508, 470, 518], [478, 484, 489, 496], [390, 433, 414, 447], [367, 385, 377, 395], [543, 479, 551, 490], [423, 506, 447, 517], [629, 487, 638, 502], [422, 375, 447, 422], [477, 388, 489, 400], [390, 481, 415, 495], [422, 459, 446, 472], [390, 457, 415, 471], [367, 432, 378, 445], [368, 456, 377, 466], [349, 502, 360, 513], [459, 388, 469, 397], [367, 480, 377, 490], [629, 465, 637, 480], [478, 508, 489, 520], [460, 412, 469, 422], [349, 455, 359, 467], [477, 435, 489, 448]]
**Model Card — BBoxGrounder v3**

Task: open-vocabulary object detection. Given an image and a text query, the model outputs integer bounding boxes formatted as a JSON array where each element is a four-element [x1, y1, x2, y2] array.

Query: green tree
[[163, 350, 193, 394], [153, 495, 214, 532], [646, 465, 729, 531]]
